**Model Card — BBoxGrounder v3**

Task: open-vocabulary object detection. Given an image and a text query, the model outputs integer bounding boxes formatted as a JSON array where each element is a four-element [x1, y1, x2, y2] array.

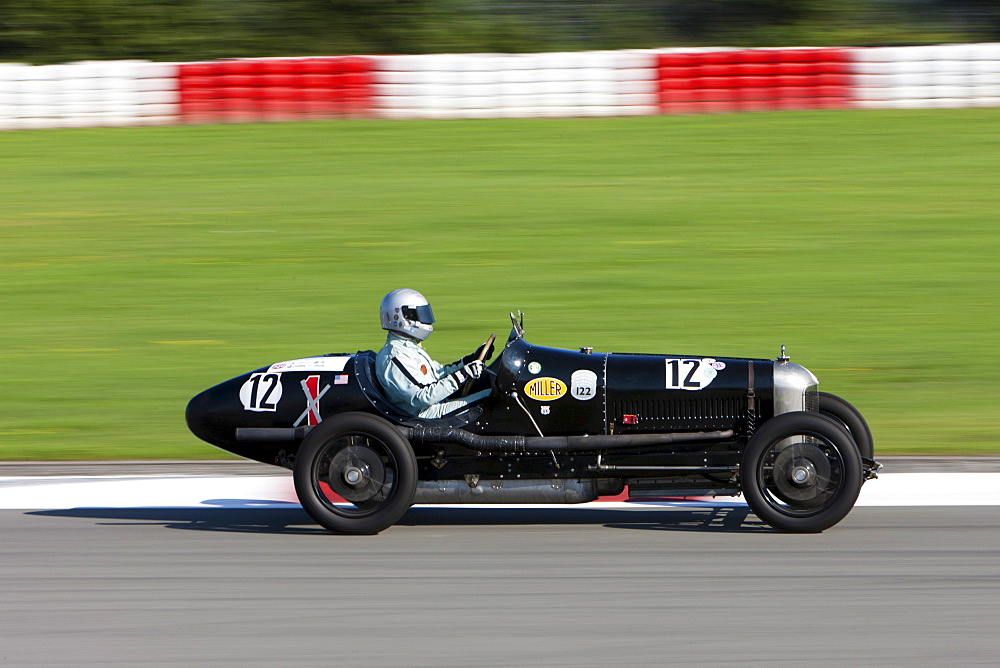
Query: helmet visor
[[402, 304, 435, 324]]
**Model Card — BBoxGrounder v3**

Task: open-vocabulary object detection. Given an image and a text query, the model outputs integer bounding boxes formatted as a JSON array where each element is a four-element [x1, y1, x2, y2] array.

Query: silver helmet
[[380, 289, 435, 341]]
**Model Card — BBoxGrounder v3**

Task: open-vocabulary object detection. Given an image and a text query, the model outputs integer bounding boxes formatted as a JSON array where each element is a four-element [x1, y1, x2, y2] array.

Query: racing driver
[[376, 289, 493, 419]]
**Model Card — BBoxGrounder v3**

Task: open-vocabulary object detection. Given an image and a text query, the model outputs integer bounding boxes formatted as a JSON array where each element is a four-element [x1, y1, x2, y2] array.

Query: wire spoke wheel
[[319, 438, 394, 513], [294, 413, 417, 535], [742, 412, 862, 533], [763, 440, 840, 513]]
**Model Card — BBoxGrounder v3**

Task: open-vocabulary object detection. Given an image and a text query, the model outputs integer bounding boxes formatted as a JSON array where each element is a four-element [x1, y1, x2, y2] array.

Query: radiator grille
[[805, 386, 819, 412], [612, 396, 746, 431]]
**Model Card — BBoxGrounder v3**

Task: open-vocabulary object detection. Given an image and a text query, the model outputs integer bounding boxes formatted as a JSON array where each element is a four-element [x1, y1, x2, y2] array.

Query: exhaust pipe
[[237, 424, 734, 454], [401, 425, 733, 454], [414, 478, 598, 504]]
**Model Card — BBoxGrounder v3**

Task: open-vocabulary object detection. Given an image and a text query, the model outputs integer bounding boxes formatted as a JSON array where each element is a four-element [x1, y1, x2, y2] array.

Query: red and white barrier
[[851, 43, 1000, 109], [0, 60, 177, 130], [657, 47, 853, 113], [177, 56, 374, 124], [374, 51, 657, 119], [4, 44, 1000, 130]]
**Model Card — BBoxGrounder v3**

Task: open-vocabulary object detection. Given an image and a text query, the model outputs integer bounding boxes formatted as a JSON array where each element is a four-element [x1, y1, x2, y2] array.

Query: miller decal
[[524, 377, 567, 401]]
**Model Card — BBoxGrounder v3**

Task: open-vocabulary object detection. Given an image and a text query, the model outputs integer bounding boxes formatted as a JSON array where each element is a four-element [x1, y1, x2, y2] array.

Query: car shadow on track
[[29, 502, 769, 534], [28, 504, 325, 535], [401, 505, 768, 532]]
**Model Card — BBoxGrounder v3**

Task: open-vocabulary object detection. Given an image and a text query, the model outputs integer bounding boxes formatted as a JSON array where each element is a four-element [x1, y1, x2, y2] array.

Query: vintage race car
[[187, 312, 880, 535]]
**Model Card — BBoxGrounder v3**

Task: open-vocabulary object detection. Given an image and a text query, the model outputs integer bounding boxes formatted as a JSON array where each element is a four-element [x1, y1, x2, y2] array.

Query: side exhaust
[[237, 424, 733, 453], [401, 425, 734, 454], [413, 478, 600, 504]]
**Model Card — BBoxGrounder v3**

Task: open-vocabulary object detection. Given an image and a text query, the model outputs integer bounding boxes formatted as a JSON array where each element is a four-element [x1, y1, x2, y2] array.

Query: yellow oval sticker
[[524, 377, 567, 401]]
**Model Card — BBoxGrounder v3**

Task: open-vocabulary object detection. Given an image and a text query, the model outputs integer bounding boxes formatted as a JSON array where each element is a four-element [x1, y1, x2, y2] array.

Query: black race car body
[[187, 314, 879, 534]]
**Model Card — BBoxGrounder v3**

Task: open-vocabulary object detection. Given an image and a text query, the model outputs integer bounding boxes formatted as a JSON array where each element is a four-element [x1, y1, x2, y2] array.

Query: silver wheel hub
[[791, 464, 814, 485], [343, 466, 365, 486], [327, 443, 390, 504], [771, 442, 835, 504]]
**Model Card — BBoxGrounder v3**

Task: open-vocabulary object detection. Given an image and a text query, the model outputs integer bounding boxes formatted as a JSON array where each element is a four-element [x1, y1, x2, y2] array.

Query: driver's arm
[[442, 339, 495, 373], [382, 352, 481, 413]]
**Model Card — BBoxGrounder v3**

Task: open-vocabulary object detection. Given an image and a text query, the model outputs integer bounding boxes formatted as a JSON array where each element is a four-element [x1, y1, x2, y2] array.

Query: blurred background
[[4, 1, 1000, 64], [2, 1, 998, 460]]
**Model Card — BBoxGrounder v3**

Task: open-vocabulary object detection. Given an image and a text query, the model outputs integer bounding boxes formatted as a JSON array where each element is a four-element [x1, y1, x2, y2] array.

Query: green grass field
[[2, 110, 998, 459]]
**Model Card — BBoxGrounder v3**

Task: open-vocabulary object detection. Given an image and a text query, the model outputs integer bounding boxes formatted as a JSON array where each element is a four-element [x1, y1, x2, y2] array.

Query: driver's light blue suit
[[375, 332, 490, 419]]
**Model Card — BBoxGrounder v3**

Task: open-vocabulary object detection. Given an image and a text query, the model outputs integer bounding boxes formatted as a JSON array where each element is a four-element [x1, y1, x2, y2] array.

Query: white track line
[[0, 475, 299, 510], [0, 473, 998, 511]]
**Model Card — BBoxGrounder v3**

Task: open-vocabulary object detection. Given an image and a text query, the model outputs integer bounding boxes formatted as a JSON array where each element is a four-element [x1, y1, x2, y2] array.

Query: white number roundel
[[665, 358, 720, 391], [571, 369, 598, 401], [240, 372, 283, 412]]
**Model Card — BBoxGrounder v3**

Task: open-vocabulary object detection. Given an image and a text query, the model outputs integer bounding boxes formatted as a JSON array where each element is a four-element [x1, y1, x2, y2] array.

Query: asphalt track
[[2, 462, 999, 666]]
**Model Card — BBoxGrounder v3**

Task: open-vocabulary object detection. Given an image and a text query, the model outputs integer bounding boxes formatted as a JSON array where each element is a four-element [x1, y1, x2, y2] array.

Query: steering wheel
[[458, 333, 496, 397], [477, 333, 497, 363]]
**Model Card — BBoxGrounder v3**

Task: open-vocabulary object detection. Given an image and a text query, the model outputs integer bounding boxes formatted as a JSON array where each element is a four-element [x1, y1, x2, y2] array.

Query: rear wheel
[[742, 412, 862, 533], [293, 412, 417, 535]]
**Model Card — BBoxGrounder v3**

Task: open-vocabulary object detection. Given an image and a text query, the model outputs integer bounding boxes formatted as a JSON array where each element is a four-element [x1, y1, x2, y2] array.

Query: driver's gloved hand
[[476, 340, 495, 361], [453, 360, 484, 384], [462, 342, 494, 365]]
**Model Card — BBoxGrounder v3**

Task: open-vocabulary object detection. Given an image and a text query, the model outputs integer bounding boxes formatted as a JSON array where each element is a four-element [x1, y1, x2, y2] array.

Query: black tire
[[293, 412, 417, 535], [818, 392, 874, 460], [741, 412, 863, 533]]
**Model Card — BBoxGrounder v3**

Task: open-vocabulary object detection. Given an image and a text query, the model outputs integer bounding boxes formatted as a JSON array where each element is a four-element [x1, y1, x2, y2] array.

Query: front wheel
[[293, 413, 417, 535], [818, 392, 874, 460], [741, 412, 862, 533]]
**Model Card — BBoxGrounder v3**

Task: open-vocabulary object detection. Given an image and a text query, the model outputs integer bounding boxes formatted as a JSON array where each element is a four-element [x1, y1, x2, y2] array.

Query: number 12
[[666, 359, 701, 389], [248, 373, 280, 410]]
